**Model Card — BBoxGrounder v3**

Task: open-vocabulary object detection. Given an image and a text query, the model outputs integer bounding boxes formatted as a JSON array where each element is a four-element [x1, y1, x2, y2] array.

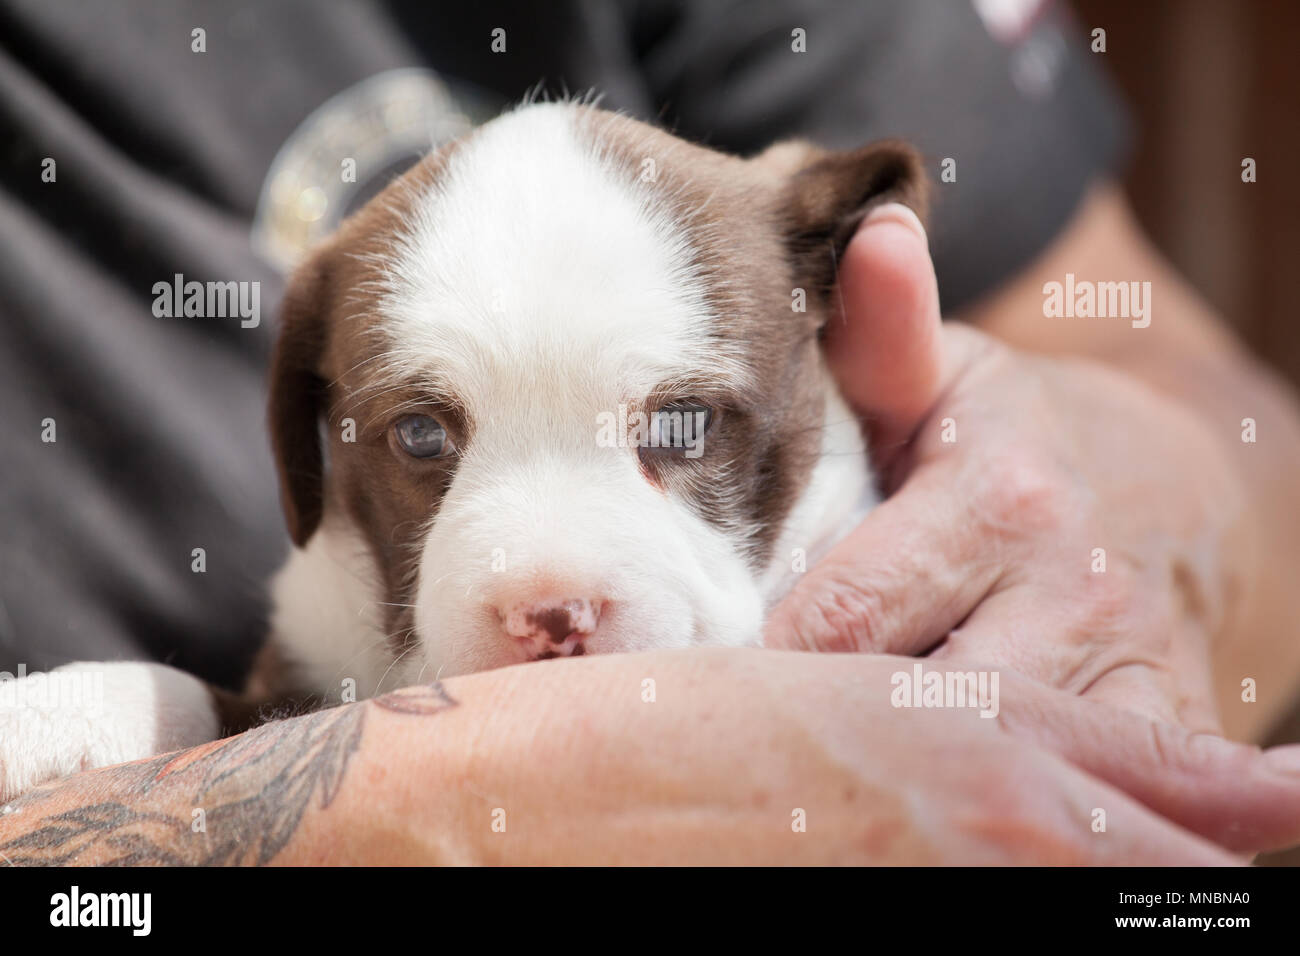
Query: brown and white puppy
[[0, 103, 927, 799]]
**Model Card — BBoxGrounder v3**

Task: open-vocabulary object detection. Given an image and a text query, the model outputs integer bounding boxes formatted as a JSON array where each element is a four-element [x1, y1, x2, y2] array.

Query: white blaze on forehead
[[376, 104, 746, 417]]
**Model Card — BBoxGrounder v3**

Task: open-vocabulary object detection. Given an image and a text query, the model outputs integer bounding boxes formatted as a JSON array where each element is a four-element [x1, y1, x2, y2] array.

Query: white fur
[[761, 376, 876, 605], [0, 661, 218, 802], [266, 520, 396, 698]]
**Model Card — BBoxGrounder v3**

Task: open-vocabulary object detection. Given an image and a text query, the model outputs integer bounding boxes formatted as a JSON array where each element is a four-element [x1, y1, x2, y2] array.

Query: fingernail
[[1262, 745, 1300, 775], [861, 202, 928, 243]]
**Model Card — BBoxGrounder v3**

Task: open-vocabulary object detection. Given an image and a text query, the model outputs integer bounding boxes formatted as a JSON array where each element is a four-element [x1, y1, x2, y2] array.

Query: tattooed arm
[[0, 683, 455, 866], [3, 649, 1298, 865]]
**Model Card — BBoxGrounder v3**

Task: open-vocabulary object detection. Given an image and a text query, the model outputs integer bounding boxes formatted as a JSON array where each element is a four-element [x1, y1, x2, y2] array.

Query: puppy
[[0, 103, 927, 800]]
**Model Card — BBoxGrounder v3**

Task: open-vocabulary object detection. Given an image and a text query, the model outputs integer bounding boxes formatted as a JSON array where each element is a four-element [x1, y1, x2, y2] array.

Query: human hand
[[768, 203, 1248, 735]]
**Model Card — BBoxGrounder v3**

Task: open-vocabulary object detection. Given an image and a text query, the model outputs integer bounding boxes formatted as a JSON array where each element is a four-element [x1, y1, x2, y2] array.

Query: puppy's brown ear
[[268, 250, 333, 547], [767, 139, 929, 307]]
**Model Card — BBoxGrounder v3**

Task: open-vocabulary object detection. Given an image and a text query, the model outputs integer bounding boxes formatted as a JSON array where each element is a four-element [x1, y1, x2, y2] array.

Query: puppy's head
[[269, 103, 926, 678]]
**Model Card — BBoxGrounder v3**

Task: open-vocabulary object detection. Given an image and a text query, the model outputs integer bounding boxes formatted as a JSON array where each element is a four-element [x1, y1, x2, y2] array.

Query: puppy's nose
[[501, 597, 602, 659]]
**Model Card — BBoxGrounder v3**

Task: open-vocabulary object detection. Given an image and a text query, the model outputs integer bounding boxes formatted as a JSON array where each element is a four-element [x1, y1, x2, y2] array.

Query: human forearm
[[1, 654, 917, 865], [275, 650, 940, 865], [8, 648, 1296, 865], [288, 649, 1267, 864], [0, 653, 926, 865]]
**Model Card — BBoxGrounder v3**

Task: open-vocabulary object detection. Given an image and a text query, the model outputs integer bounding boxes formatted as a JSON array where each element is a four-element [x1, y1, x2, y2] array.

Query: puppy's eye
[[393, 415, 455, 459], [643, 400, 714, 453]]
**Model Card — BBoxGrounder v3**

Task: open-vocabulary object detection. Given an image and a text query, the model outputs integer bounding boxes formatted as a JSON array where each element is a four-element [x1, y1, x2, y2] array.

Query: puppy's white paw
[[0, 661, 219, 802]]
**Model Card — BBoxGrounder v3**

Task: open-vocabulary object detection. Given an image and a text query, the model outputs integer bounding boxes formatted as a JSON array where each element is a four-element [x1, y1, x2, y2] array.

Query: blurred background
[[1074, 0, 1300, 386], [1072, 0, 1300, 865]]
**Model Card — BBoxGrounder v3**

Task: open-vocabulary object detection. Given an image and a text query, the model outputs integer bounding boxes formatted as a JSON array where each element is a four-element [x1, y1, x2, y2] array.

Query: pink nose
[[502, 597, 602, 659]]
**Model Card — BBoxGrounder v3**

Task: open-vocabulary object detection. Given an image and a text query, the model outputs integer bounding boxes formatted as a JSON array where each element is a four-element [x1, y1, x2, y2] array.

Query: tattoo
[[0, 683, 456, 866]]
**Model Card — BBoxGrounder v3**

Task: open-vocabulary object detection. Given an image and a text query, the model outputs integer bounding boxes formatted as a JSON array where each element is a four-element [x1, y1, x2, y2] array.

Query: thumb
[[767, 323, 1005, 655], [825, 202, 943, 456]]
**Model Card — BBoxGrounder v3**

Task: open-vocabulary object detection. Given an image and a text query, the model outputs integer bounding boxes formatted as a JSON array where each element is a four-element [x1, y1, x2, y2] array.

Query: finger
[[1000, 677, 1300, 853], [765, 464, 1005, 654], [1010, 755, 1242, 865], [825, 202, 943, 453]]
